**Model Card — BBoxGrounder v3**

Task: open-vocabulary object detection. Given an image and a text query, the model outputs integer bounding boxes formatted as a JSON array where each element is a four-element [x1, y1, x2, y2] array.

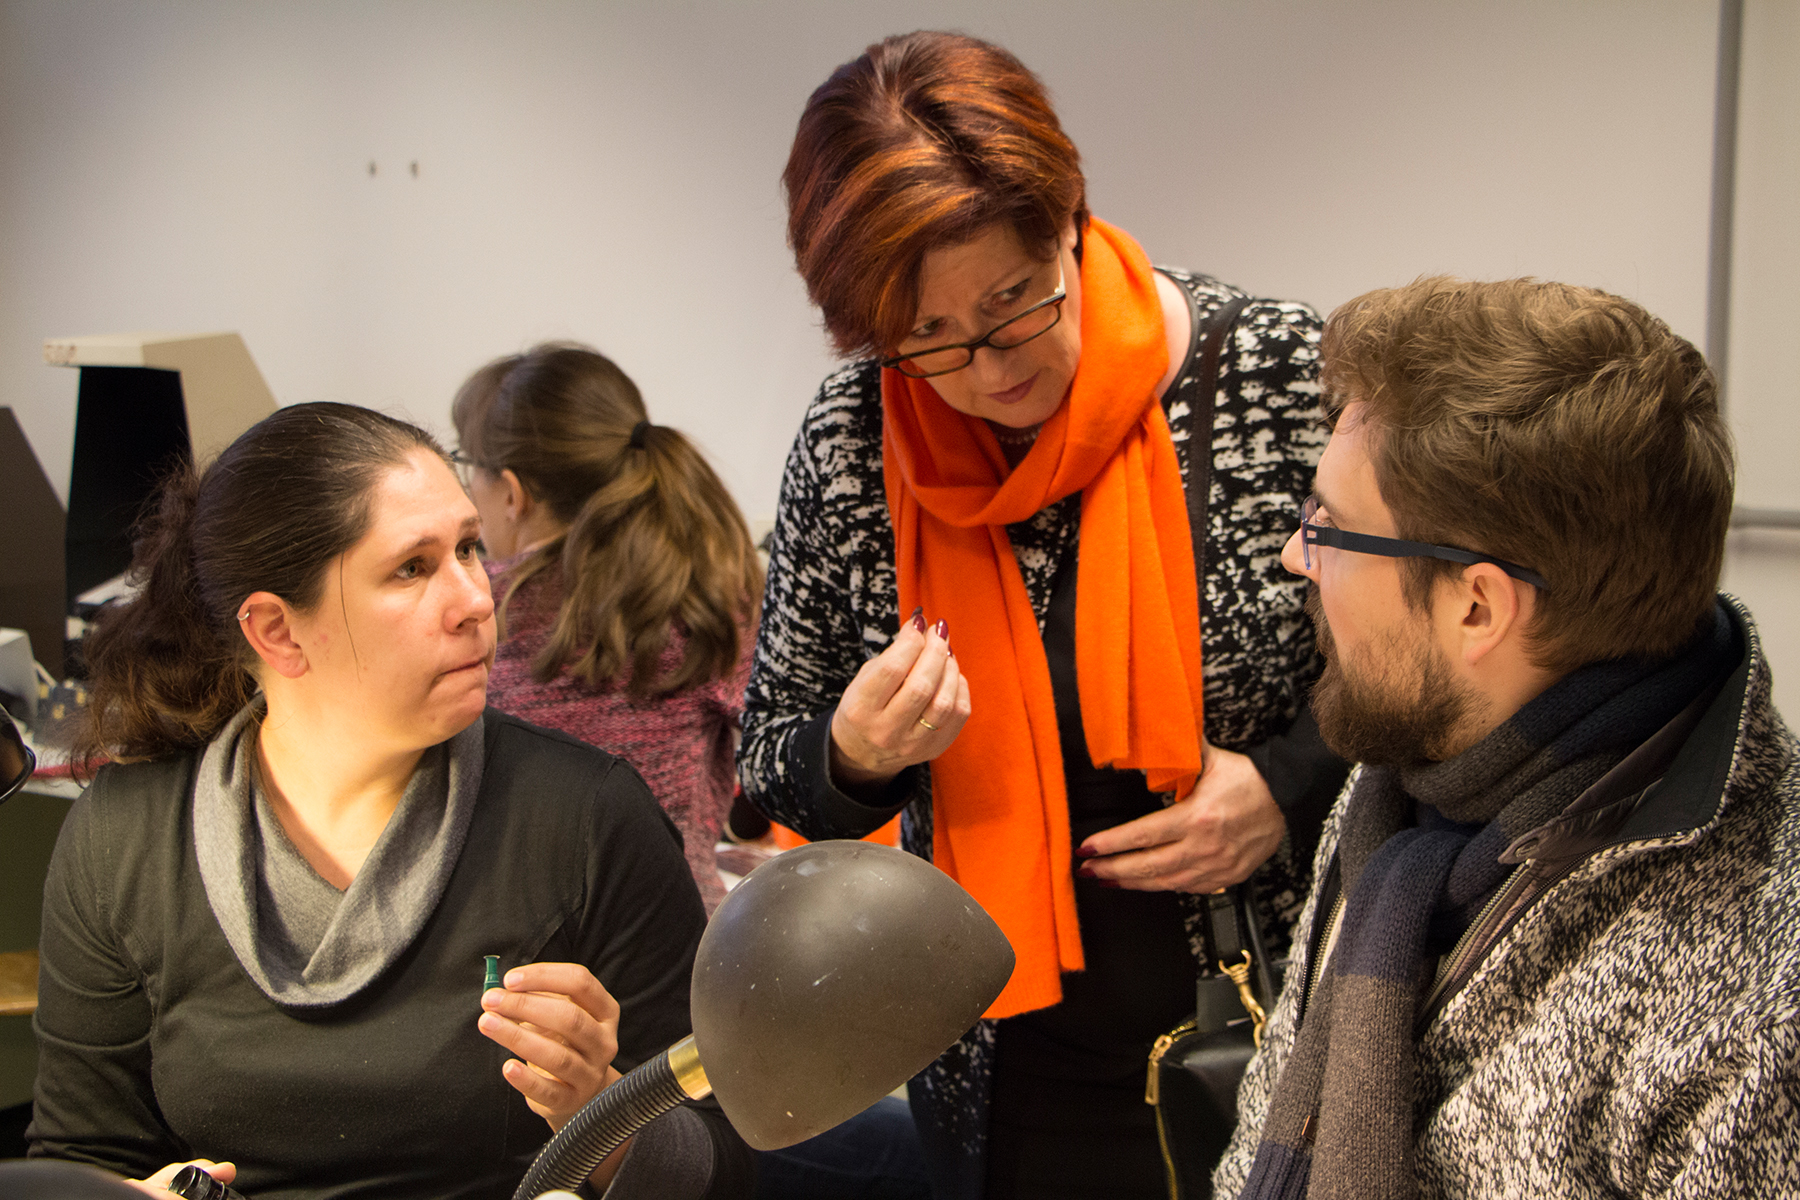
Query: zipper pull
[[1144, 1018, 1195, 1105]]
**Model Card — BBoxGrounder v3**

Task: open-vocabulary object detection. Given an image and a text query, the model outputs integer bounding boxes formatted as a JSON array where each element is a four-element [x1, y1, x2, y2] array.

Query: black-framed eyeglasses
[[879, 264, 1068, 379], [1300, 495, 1549, 591]]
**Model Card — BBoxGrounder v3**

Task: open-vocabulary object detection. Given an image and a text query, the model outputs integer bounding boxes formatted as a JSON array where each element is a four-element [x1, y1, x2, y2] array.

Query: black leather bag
[[1148, 1017, 1256, 1193], [1147, 887, 1279, 1199], [1144, 293, 1275, 1199]]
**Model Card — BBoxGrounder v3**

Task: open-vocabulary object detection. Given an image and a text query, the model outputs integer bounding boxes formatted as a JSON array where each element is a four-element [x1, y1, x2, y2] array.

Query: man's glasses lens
[[1301, 494, 1321, 570]]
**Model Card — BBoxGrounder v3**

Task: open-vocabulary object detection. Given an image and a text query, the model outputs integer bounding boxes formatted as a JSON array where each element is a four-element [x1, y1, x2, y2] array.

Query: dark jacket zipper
[[1299, 849, 1593, 1035], [1297, 857, 1342, 1026], [1415, 854, 1586, 1031]]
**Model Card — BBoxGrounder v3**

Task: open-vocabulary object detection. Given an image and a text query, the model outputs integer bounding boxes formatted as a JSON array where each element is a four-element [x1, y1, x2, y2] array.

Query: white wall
[[0, 0, 1723, 507], [1721, 0, 1800, 718], [1, 0, 1790, 706]]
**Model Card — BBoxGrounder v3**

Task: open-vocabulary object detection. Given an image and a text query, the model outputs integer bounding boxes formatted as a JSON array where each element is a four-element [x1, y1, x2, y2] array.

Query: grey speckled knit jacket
[[1215, 594, 1800, 1198]]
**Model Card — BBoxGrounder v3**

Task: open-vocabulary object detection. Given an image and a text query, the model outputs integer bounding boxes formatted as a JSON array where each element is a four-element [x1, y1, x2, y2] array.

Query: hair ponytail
[[453, 344, 762, 698], [75, 464, 257, 767], [76, 402, 444, 767]]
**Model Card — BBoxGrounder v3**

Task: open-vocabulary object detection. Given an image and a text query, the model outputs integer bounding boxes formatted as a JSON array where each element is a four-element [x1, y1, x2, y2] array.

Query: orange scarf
[[882, 218, 1205, 1019]]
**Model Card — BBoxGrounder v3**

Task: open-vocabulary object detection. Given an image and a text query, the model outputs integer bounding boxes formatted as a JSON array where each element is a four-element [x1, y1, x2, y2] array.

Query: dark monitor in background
[[0, 409, 67, 680], [41, 332, 277, 678], [64, 366, 190, 610]]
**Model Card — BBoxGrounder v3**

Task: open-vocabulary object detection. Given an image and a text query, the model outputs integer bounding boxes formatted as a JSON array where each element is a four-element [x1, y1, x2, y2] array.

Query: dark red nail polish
[[1096, 880, 1122, 890], [910, 607, 926, 633], [933, 619, 948, 640], [1076, 864, 1096, 880], [1075, 844, 1098, 859]]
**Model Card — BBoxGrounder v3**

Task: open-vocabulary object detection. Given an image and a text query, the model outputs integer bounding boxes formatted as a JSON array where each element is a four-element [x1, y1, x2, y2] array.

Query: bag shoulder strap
[[1177, 288, 1272, 1035], [1184, 291, 1251, 584]]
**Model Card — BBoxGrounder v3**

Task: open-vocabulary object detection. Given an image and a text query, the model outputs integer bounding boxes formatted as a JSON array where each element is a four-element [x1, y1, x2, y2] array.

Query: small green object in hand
[[483, 955, 502, 994]]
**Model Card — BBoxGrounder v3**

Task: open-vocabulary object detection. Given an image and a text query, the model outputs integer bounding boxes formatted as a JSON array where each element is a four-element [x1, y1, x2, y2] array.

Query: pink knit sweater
[[484, 557, 753, 913]]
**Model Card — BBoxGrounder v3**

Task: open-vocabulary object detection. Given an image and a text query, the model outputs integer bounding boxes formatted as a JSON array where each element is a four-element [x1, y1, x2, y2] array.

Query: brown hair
[[451, 343, 761, 698], [783, 30, 1087, 359], [78, 402, 444, 765], [1321, 276, 1734, 673]]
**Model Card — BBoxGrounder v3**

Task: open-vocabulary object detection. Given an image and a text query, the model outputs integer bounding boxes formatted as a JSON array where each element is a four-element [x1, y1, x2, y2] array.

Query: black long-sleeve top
[[29, 709, 752, 1200]]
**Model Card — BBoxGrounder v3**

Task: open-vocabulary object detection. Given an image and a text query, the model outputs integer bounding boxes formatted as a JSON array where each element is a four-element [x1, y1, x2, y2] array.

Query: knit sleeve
[[1168, 280, 1342, 948], [28, 781, 183, 1177], [602, 1102, 756, 1200], [737, 367, 914, 840], [1628, 1018, 1800, 1199], [703, 614, 758, 724], [1195, 296, 1330, 751], [1244, 704, 1345, 873], [570, 756, 710, 1070], [564, 754, 755, 1197]]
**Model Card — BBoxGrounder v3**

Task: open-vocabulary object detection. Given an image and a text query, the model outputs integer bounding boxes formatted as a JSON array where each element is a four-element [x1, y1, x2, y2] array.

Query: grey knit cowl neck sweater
[[193, 702, 485, 1008]]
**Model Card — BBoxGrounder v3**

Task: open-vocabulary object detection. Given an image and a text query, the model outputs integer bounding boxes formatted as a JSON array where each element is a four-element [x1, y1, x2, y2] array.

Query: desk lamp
[[514, 841, 1013, 1198]]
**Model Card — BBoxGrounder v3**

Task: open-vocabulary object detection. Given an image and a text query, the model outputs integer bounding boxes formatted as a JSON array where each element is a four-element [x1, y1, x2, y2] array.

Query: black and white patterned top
[[740, 267, 1329, 868], [737, 268, 1334, 1188]]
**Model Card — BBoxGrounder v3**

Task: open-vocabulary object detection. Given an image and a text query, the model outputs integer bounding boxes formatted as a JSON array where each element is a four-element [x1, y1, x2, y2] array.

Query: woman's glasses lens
[[895, 302, 1065, 379], [449, 450, 476, 486], [986, 303, 1062, 351]]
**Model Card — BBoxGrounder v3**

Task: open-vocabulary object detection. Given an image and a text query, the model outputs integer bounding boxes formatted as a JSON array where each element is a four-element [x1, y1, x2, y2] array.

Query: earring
[[237, 611, 250, 621]]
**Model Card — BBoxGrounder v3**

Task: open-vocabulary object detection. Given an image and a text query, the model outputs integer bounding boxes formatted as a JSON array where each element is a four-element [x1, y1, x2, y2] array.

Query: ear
[[1446, 564, 1534, 668], [499, 468, 534, 522], [237, 591, 309, 680]]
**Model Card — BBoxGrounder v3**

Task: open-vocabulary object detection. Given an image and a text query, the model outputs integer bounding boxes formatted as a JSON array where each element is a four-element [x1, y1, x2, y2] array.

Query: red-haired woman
[[738, 31, 1345, 1200]]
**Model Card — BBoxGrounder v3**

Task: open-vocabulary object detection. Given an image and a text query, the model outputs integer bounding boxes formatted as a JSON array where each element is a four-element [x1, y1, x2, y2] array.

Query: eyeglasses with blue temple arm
[[1299, 494, 1549, 591]]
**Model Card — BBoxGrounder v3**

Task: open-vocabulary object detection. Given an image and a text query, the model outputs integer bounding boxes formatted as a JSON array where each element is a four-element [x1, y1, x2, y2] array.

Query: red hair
[[783, 31, 1087, 359]]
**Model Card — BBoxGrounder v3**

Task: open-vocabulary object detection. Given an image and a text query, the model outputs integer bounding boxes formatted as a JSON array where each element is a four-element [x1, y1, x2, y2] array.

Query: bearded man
[[1214, 276, 1799, 1199]]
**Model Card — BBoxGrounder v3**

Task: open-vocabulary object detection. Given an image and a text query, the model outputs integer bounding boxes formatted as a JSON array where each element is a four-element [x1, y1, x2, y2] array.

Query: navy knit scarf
[[1240, 604, 1734, 1200]]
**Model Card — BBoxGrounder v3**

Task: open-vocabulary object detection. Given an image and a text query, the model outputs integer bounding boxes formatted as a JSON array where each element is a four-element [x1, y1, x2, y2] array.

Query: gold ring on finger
[[917, 717, 939, 731]]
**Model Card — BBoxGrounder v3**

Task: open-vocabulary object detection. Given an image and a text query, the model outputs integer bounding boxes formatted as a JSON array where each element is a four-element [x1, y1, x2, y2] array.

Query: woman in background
[[452, 344, 762, 913], [31, 402, 749, 1198]]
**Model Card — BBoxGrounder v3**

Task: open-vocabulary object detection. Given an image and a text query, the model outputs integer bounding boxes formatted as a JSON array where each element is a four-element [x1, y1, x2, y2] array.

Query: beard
[[1305, 585, 1476, 765]]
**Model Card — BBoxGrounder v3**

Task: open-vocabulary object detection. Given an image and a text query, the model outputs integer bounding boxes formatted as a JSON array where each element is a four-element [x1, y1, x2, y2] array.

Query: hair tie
[[628, 420, 651, 449]]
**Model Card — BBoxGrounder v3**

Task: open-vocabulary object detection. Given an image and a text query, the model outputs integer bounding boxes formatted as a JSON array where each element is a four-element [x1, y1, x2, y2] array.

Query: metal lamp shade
[[690, 841, 1014, 1150]]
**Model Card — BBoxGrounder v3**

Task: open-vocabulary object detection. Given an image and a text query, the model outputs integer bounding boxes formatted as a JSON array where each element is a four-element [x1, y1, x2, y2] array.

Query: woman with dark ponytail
[[32, 402, 750, 1199], [451, 343, 762, 913]]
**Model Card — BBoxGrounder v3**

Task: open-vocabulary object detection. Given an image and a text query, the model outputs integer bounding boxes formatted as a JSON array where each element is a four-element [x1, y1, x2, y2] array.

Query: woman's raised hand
[[1074, 744, 1286, 893], [479, 962, 623, 1133], [829, 609, 970, 793]]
